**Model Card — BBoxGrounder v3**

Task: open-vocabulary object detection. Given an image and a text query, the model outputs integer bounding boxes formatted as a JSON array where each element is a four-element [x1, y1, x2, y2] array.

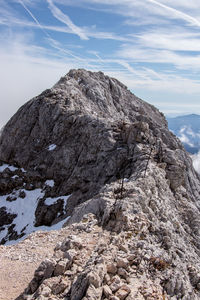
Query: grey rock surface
[[0, 69, 168, 202], [0, 69, 200, 299]]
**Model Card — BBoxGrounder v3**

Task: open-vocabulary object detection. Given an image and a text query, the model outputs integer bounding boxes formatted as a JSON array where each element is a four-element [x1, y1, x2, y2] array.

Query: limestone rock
[[0, 69, 199, 300]]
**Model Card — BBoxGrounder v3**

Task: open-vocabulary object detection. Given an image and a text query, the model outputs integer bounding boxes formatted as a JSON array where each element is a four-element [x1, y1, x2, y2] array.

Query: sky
[[1, 0, 200, 127]]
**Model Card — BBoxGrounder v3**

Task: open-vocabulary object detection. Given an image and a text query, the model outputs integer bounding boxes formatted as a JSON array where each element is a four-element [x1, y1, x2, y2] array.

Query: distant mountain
[[167, 114, 200, 154]]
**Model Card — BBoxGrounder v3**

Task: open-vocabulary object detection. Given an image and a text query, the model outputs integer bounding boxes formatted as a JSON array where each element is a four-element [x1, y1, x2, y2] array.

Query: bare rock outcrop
[[0, 69, 199, 299], [0, 69, 169, 202]]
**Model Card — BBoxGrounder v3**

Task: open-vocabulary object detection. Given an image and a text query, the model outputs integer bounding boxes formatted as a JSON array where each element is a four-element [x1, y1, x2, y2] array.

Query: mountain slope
[[0, 69, 199, 299], [0, 69, 172, 244]]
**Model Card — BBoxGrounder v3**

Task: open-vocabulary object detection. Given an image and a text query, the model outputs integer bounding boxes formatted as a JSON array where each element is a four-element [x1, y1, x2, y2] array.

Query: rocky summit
[[0, 69, 200, 300]]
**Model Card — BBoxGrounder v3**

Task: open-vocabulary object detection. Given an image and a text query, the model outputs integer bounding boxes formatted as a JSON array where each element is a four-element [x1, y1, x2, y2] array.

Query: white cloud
[[191, 151, 200, 174], [1, 0, 200, 123], [0, 33, 80, 126], [46, 0, 89, 40], [131, 29, 200, 52], [0, 2, 128, 42], [54, 0, 200, 26], [178, 128, 194, 147], [116, 45, 200, 71], [145, 0, 200, 27]]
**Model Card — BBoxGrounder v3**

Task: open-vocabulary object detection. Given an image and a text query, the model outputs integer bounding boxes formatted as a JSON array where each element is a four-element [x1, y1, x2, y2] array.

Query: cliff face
[[0, 69, 176, 242], [0, 69, 168, 198], [0, 69, 200, 299]]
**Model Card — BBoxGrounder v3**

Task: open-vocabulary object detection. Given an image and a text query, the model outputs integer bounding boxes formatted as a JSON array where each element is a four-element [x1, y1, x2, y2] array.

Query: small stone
[[103, 285, 113, 298], [88, 272, 101, 288], [54, 249, 64, 259], [35, 259, 57, 281], [118, 244, 128, 253], [54, 259, 70, 276], [127, 254, 135, 262], [118, 268, 128, 279], [107, 263, 117, 274], [37, 296, 47, 300], [40, 286, 51, 297], [104, 273, 111, 284], [115, 285, 131, 300], [110, 275, 122, 292], [86, 285, 103, 299], [116, 257, 129, 269], [52, 279, 69, 295], [110, 296, 120, 300], [64, 249, 77, 262]]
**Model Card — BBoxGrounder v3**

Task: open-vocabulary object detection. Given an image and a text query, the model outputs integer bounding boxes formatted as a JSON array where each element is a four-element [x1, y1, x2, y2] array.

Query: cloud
[[146, 0, 200, 27], [1, 1, 127, 43], [191, 151, 200, 174], [54, 0, 200, 26], [17, 0, 91, 62], [1, 0, 200, 123], [18, 0, 51, 38], [130, 29, 200, 52], [0, 32, 82, 127], [46, 0, 89, 40], [116, 45, 200, 71], [178, 127, 194, 147]]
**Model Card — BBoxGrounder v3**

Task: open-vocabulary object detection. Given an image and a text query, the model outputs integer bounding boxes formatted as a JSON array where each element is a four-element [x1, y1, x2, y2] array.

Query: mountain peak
[[0, 69, 200, 299]]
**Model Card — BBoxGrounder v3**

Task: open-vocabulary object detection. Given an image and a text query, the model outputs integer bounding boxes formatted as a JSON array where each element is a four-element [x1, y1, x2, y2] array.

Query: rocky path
[[0, 229, 71, 300]]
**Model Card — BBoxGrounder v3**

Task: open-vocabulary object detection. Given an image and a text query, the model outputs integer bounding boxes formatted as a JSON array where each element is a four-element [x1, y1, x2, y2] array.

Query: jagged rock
[[0, 207, 16, 226], [0, 69, 170, 224], [0, 69, 199, 300], [54, 259, 69, 276]]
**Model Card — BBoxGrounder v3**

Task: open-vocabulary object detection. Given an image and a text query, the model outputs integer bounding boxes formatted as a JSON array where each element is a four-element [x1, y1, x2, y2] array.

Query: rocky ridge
[[0, 68, 172, 243], [0, 69, 199, 299]]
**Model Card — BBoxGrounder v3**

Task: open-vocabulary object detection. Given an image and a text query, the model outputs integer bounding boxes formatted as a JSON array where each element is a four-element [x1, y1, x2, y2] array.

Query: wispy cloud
[[146, 0, 200, 27], [1, 0, 200, 124], [116, 44, 200, 71], [18, 0, 51, 38], [130, 28, 200, 52], [46, 0, 89, 40], [17, 0, 89, 62]]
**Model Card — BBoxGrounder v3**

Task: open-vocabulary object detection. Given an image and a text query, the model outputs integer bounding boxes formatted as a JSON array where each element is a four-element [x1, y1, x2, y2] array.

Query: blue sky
[[1, 0, 200, 126]]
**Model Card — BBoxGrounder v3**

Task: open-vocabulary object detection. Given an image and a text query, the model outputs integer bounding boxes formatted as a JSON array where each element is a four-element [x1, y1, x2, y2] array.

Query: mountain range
[[0, 69, 200, 300]]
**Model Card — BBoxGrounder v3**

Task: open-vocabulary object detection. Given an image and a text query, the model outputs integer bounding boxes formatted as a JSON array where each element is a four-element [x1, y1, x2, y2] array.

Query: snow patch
[[5, 216, 71, 246], [12, 175, 19, 179], [0, 164, 18, 172], [0, 188, 71, 245], [45, 180, 55, 187], [0, 189, 44, 238], [47, 144, 57, 151], [0, 164, 26, 173], [44, 194, 71, 206]]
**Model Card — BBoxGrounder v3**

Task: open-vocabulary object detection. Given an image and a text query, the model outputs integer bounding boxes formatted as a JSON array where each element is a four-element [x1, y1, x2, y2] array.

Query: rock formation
[[0, 69, 200, 299]]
